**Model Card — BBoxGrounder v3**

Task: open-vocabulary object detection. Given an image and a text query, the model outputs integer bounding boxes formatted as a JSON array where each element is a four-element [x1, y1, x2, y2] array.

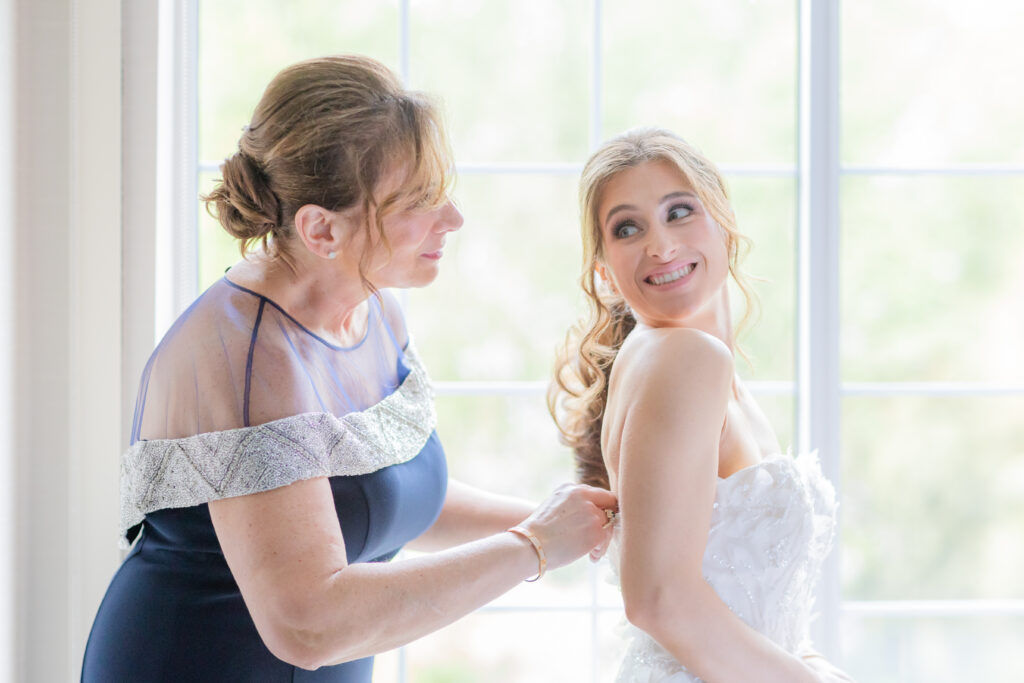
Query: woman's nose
[[436, 199, 464, 233], [645, 225, 678, 260]]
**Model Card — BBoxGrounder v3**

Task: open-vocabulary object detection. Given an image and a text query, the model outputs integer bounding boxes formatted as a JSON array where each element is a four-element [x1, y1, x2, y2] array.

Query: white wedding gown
[[609, 452, 837, 682]]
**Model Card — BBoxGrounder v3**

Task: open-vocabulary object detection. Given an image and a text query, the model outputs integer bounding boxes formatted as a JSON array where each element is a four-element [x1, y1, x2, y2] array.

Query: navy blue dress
[[82, 281, 447, 682]]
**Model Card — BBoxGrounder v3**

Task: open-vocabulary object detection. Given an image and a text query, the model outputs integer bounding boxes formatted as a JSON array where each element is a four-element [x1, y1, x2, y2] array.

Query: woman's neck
[[227, 248, 370, 347], [636, 287, 735, 353], [691, 289, 735, 352]]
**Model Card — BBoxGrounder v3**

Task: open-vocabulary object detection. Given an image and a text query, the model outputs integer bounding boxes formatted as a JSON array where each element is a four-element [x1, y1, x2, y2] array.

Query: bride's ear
[[595, 263, 619, 294]]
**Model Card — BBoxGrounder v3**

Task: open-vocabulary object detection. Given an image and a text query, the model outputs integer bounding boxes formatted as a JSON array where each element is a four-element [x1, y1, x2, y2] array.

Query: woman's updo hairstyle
[[203, 55, 452, 276]]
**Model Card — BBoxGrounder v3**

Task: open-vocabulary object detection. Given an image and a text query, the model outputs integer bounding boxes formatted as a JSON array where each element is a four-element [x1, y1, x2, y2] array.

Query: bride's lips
[[643, 261, 698, 288], [421, 246, 444, 260]]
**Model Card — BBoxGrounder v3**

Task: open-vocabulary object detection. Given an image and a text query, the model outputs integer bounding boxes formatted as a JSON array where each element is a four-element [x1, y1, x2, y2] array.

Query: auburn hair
[[202, 54, 453, 290]]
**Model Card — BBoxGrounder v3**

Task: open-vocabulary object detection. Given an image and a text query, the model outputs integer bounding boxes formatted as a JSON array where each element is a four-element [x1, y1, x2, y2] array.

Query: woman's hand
[[516, 483, 618, 569], [211, 477, 616, 669]]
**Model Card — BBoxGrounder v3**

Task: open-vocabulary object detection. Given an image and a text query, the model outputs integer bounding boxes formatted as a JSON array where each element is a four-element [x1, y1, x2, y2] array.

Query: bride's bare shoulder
[[616, 326, 733, 384]]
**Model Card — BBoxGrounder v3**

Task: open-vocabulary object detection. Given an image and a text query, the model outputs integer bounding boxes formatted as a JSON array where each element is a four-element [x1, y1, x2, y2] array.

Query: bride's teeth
[[649, 263, 695, 285]]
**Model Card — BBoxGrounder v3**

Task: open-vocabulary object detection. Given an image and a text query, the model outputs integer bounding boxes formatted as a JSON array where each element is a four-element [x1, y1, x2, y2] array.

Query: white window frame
[[166, 0, 1024, 679], [800, 0, 1024, 662]]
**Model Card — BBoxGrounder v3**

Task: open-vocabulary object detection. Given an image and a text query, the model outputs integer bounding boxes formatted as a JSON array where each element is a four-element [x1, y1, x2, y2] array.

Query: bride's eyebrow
[[605, 191, 700, 224], [661, 191, 697, 203], [604, 203, 638, 225]]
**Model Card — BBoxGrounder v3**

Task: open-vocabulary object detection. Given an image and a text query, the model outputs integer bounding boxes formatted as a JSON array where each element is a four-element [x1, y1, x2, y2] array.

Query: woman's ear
[[595, 262, 618, 294], [294, 204, 344, 260]]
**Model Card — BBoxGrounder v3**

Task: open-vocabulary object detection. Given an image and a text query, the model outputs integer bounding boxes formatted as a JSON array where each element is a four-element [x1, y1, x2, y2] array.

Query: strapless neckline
[[610, 451, 837, 682]]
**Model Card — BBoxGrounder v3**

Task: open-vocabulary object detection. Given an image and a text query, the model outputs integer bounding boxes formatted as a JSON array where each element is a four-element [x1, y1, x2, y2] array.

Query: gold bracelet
[[507, 526, 546, 582]]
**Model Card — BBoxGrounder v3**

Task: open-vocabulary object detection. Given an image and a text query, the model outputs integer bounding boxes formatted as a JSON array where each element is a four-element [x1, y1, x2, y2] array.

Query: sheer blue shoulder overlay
[[132, 277, 410, 442], [83, 279, 448, 683]]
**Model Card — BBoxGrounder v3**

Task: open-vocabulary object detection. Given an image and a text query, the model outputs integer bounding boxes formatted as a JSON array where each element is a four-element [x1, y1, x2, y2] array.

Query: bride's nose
[[645, 225, 678, 261]]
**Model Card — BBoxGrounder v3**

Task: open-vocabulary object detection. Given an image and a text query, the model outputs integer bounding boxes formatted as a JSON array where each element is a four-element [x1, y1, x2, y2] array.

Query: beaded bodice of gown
[[609, 452, 836, 683]]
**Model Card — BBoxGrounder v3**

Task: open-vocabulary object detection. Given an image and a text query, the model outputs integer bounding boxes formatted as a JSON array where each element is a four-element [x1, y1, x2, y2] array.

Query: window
[[170, 1, 1024, 680], [838, 1, 1024, 680]]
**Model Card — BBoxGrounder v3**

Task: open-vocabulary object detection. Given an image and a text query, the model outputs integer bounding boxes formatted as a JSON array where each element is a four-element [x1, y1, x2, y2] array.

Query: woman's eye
[[667, 204, 693, 221], [614, 222, 639, 239]]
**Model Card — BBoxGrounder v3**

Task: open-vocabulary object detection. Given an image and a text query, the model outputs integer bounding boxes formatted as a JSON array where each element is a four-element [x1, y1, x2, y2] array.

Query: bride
[[551, 129, 855, 682]]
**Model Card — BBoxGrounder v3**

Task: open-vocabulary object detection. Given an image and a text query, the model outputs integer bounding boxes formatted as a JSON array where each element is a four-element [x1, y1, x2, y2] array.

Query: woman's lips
[[645, 261, 696, 286]]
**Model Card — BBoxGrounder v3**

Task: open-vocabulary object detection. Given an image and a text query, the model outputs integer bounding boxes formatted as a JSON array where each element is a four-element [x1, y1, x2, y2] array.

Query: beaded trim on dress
[[119, 346, 435, 547]]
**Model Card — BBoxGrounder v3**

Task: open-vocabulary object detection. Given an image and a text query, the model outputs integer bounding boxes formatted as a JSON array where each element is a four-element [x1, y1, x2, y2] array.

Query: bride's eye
[[613, 221, 640, 239], [667, 204, 694, 221]]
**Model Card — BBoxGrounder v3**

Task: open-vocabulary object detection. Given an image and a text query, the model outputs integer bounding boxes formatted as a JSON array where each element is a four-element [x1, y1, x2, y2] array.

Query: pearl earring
[[327, 251, 336, 260]]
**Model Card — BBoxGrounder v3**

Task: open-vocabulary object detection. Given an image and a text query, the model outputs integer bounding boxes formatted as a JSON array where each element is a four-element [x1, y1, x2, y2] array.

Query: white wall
[[67, 0, 124, 674], [14, 1, 75, 677], [9, 0, 126, 679], [0, 0, 17, 678]]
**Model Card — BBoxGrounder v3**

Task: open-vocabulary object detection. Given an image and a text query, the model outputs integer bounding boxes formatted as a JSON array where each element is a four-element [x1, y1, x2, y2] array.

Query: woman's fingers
[[589, 531, 612, 561], [576, 483, 618, 510], [521, 484, 618, 570]]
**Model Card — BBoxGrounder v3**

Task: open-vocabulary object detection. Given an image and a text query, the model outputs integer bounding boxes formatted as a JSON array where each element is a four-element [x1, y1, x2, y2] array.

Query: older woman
[[81, 55, 616, 682]]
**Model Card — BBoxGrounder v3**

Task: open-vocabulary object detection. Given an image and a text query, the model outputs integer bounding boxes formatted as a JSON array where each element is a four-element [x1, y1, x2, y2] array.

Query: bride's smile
[[596, 158, 731, 333]]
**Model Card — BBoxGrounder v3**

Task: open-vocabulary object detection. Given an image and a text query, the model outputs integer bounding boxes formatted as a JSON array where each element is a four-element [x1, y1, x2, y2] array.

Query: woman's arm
[[615, 328, 819, 683], [209, 477, 615, 670], [405, 478, 535, 552]]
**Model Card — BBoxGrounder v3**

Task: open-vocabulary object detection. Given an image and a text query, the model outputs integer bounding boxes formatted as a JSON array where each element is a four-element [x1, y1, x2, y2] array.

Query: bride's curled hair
[[549, 128, 757, 490]]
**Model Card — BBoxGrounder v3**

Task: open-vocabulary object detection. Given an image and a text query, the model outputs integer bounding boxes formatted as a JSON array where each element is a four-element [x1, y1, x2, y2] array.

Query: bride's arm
[[800, 646, 857, 682], [615, 329, 820, 683]]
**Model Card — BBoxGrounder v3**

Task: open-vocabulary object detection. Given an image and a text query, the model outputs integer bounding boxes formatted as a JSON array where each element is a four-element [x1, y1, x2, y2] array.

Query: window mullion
[[797, 0, 842, 661], [160, 0, 199, 335], [590, 0, 603, 150]]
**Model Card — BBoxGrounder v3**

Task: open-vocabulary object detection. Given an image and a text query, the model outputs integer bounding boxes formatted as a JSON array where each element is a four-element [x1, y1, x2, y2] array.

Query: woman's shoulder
[[606, 327, 733, 434], [619, 326, 733, 381], [160, 278, 263, 346], [133, 280, 270, 438], [148, 281, 264, 376]]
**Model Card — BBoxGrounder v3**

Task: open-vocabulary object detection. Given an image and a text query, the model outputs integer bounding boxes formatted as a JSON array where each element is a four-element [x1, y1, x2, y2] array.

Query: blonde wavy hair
[[549, 128, 758, 489]]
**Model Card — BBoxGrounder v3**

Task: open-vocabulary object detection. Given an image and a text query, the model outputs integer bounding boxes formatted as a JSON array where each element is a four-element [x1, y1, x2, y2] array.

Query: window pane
[[603, 0, 797, 164], [198, 0, 399, 162], [370, 648, 399, 683], [488, 556, 592, 609], [842, 396, 1024, 600], [597, 611, 630, 682], [841, 614, 1024, 683], [436, 393, 576, 502], [843, 0, 1024, 164], [198, 171, 240, 290], [729, 176, 796, 382], [840, 176, 1024, 383], [595, 558, 626, 609], [406, 174, 583, 382], [409, 0, 591, 163], [405, 611, 594, 681]]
